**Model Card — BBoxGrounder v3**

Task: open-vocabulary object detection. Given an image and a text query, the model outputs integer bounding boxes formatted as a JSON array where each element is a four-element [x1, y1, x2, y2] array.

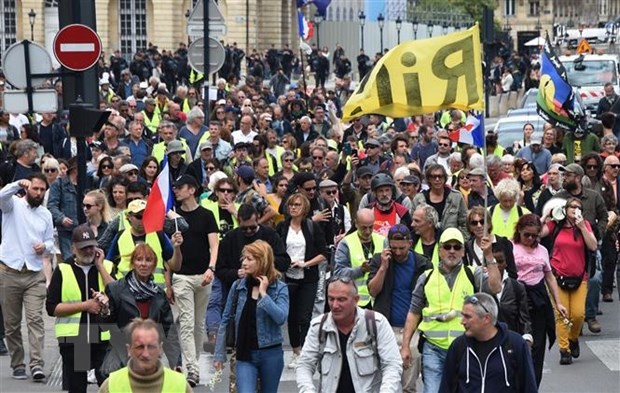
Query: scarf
[[126, 270, 159, 301]]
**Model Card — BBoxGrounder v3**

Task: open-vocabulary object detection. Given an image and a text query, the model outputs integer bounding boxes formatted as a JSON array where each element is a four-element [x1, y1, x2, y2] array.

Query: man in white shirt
[[0, 173, 54, 382], [231, 114, 258, 145]]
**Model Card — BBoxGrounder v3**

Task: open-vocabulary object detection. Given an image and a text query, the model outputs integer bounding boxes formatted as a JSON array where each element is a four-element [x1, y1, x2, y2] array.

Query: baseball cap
[[327, 139, 339, 151], [234, 142, 251, 151], [400, 175, 420, 185], [119, 163, 139, 174], [530, 134, 542, 145], [199, 141, 213, 151], [157, 86, 169, 95], [173, 174, 199, 189], [235, 165, 255, 183], [388, 224, 412, 240], [89, 140, 106, 151], [356, 166, 374, 178], [166, 140, 185, 155], [216, 99, 226, 106], [365, 138, 381, 148], [71, 225, 99, 249], [139, 81, 148, 89], [559, 163, 584, 176], [439, 227, 465, 244], [127, 199, 147, 214], [468, 167, 486, 177]]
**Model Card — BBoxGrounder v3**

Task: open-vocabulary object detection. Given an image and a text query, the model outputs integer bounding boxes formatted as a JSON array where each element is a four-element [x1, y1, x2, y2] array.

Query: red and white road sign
[[53, 24, 102, 71]]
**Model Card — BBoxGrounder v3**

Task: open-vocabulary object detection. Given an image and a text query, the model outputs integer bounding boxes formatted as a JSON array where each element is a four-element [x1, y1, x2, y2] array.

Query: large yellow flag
[[342, 25, 484, 122]]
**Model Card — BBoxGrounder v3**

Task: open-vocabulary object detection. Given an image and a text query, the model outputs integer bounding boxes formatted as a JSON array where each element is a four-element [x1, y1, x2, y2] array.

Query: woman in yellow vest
[[104, 244, 182, 373], [490, 178, 530, 238], [99, 318, 191, 393]]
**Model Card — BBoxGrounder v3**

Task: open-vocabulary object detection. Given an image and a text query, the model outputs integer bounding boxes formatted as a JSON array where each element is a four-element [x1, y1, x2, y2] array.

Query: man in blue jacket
[[439, 292, 537, 393]]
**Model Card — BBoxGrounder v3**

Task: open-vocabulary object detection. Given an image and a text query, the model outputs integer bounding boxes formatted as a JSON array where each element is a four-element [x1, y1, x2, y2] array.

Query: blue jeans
[[422, 341, 448, 393], [58, 231, 73, 262], [236, 345, 284, 393], [585, 250, 602, 321], [205, 277, 223, 335]]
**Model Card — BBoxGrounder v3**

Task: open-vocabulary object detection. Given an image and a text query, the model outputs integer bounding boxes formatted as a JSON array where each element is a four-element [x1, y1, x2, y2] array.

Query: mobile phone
[[343, 143, 352, 156], [351, 149, 358, 157]]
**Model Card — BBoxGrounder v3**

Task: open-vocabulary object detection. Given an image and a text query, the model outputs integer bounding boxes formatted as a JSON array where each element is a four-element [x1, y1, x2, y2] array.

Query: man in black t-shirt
[[171, 175, 219, 388]]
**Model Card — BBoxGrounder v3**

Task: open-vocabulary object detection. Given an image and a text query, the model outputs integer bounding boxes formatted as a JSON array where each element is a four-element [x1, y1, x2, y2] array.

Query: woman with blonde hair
[[83, 189, 112, 239], [213, 240, 289, 393]]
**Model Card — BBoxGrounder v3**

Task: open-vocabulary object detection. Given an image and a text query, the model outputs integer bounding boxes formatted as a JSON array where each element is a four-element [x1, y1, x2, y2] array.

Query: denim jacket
[[214, 277, 289, 362], [47, 176, 78, 234]]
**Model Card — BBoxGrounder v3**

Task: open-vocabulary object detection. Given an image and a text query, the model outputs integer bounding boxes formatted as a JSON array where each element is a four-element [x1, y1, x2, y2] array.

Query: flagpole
[[299, 38, 309, 109], [482, 112, 489, 238]]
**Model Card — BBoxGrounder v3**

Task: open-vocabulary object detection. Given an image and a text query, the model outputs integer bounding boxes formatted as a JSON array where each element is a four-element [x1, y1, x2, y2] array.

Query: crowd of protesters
[[0, 38, 617, 393]]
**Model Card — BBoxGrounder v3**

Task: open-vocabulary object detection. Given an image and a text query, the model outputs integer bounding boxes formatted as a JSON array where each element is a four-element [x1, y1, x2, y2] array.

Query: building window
[[119, 0, 147, 58], [0, 0, 16, 65], [529, 1, 540, 16], [504, 0, 515, 16]]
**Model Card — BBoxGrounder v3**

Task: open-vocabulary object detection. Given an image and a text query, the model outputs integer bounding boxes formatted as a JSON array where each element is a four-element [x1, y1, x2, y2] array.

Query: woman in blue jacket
[[213, 240, 289, 393]]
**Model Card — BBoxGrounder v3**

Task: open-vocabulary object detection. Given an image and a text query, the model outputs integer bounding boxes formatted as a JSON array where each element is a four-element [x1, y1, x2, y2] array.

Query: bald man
[[333, 209, 385, 308]]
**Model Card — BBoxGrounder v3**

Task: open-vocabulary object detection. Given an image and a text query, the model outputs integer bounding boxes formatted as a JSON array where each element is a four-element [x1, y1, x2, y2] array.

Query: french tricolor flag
[[449, 114, 484, 148], [298, 11, 314, 40], [143, 155, 174, 233]]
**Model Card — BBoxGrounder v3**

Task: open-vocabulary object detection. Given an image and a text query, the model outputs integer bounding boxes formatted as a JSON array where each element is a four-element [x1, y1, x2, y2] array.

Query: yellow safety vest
[[414, 240, 439, 267], [117, 230, 165, 285], [108, 366, 187, 393], [182, 131, 211, 161], [201, 199, 239, 239], [142, 109, 161, 134], [266, 146, 285, 175], [417, 265, 474, 349], [344, 232, 385, 306], [101, 89, 116, 104], [152, 140, 189, 163], [181, 98, 191, 114], [490, 205, 529, 239], [55, 261, 114, 341]]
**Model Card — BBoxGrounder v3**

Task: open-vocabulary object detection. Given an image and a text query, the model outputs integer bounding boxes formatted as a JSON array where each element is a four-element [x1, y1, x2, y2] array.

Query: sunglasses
[[469, 219, 484, 226], [567, 204, 582, 209], [218, 188, 234, 193], [131, 213, 144, 220], [303, 187, 316, 192], [44, 168, 58, 173], [206, 166, 216, 171], [83, 204, 95, 210], [240, 225, 258, 232], [586, 165, 598, 170], [101, 165, 113, 170], [459, 175, 470, 180], [327, 275, 357, 288], [607, 164, 620, 169], [388, 225, 410, 237], [521, 232, 538, 239], [438, 143, 451, 147], [322, 190, 337, 195], [283, 158, 294, 162], [364, 144, 379, 149], [441, 243, 463, 251], [428, 174, 444, 180], [312, 156, 324, 160], [464, 295, 490, 314]]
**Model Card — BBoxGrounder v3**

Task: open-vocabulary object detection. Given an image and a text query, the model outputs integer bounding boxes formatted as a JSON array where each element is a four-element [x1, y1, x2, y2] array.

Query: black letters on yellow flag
[[342, 25, 484, 122]]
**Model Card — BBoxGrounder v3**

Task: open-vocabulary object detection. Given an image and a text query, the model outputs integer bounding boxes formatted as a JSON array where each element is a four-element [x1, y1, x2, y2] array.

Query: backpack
[[316, 309, 378, 386], [450, 332, 521, 393]]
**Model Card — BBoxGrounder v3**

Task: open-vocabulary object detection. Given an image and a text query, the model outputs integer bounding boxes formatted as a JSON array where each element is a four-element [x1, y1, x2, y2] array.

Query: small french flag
[[143, 155, 174, 233], [449, 114, 485, 148], [298, 11, 314, 40]]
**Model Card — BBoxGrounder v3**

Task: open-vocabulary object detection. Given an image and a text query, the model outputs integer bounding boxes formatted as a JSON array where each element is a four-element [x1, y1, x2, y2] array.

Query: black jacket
[[276, 218, 328, 283], [294, 129, 320, 147], [215, 225, 291, 290], [496, 277, 532, 337], [104, 275, 173, 336], [368, 251, 432, 323]]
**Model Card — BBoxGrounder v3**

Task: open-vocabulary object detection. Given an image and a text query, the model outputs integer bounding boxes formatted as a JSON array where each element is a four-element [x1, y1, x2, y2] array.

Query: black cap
[[71, 225, 98, 249], [173, 175, 199, 189]]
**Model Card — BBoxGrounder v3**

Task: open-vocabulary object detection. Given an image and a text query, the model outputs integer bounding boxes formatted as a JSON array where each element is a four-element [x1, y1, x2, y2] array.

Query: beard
[[565, 180, 579, 193], [27, 194, 44, 208]]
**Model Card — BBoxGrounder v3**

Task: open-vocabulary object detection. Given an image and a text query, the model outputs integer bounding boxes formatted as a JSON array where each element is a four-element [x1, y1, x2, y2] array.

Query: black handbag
[[555, 274, 584, 291], [226, 282, 239, 348]]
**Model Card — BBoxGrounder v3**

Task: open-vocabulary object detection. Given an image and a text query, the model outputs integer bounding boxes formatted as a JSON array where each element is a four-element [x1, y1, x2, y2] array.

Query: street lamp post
[[396, 15, 402, 44], [428, 21, 434, 38], [412, 17, 418, 40], [359, 11, 366, 51], [378, 13, 385, 52], [28, 8, 36, 41], [314, 12, 323, 49]]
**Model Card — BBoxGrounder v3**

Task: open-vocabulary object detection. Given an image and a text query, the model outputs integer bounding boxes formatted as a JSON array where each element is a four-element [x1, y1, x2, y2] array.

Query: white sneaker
[[287, 353, 299, 369]]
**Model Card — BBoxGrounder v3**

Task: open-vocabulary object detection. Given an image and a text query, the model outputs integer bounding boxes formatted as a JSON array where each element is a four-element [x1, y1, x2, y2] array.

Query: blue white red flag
[[143, 155, 174, 233], [297, 0, 332, 16], [449, 114, 484, 147], [298, 11, 314, 40]]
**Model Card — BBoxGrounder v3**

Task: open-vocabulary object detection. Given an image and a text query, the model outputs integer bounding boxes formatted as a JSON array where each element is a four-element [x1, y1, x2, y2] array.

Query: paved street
[[0, 295, 618, 392]]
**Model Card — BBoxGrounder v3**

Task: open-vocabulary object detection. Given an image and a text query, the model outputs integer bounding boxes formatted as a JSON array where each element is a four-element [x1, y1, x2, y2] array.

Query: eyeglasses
[[364, 144, 379, 149], [607, 164, 620, 169], [83, 204, 95, 210], [323, 189, 337, 195], [218, 188, 234, 193], [312, 156, 324, 160], [283, 158, 294, 162], [522, 232, 538, 239], [126, 171, 138, 176], [44, 168, 58, 173], [327, 275, 357, 288], [586, 165, 598, 170], [464, 295, 490, 314], [101, 165, 113, 170], [441, 243, 463, 251], [240, 225, 258, 232], [303, 187, 316, 192], [438, 143, 451, 147], [388, 224, 410, 237], [428, 174, 444, 180], [216, 111, 224, 114], [206, 166, 216, 171], [459, 175, 470, 180], [567, 204, 582, 209], [469, 219, 484, 226]]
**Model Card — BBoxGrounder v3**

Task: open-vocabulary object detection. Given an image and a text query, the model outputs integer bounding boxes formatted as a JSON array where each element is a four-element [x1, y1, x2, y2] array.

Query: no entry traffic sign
[[53, 24, 102, 71]]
